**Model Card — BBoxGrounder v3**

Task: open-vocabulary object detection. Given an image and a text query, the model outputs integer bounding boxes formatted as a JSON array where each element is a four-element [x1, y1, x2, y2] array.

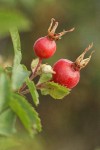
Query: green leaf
[[10, 28, 30, 90], [0, 109, 16, 136], [0, 9, 30, 36], [41, 82, 71, 99], [10, 94, 42, 136], [41, 88, 49, 96], [0, 73, 11, 112], [26, 78, 39, 106], [31, 58, 39, 69], [37, 73, 52, 85], [10, 28, 22, 66], [12, 64, 30, 90]]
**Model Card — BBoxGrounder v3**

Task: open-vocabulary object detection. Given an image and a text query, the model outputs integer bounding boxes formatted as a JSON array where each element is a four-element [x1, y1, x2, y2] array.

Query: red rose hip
[[53, 59, 80, 88], [33, 18, 74, 59], [52, 43, 94, 89], [33, 36, 56, 59]]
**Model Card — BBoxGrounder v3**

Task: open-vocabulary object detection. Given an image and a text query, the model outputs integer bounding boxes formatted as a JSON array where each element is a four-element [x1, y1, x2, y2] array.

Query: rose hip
[[52, 43, 94, 89], [33, 18, 74, 59]]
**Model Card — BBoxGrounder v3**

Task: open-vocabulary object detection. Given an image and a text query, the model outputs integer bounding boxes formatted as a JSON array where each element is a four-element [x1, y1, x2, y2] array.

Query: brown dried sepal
[[48, 18, 74, 40], [74, 43, 94, 70]]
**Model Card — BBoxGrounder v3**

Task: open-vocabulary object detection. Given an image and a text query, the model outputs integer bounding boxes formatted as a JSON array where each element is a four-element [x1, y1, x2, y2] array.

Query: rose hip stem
[[19, 57, 42, 93], [30, 57, 42, 80], [20, 82, 45, 95]]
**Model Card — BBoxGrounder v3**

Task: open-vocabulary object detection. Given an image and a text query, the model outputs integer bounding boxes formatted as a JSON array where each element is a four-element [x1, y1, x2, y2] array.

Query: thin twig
[[20, 82, 45, 95], [30, 57, 42, 80], [19, 57, 42, 93], [20, 89, 29, 95]]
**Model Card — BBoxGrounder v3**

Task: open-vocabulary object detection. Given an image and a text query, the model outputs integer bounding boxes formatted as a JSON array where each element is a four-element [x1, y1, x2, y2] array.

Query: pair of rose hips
[[33, 18, 94, 89]]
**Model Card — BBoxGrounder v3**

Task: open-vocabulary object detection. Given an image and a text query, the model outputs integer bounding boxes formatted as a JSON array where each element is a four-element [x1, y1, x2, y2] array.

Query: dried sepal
[[75, 43, 94, 70], [48, 18, 74, 40]]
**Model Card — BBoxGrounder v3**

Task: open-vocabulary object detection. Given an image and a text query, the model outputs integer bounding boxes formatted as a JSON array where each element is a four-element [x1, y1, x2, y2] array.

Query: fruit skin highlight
[[52, 43, 94, 89], [53, 59, 80, 89], [33, 18, 74, 59]]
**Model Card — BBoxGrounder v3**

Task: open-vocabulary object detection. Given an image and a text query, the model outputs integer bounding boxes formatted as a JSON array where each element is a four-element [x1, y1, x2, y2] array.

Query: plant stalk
[[20, 82, 45, 95], [19, 57, 42, 93]]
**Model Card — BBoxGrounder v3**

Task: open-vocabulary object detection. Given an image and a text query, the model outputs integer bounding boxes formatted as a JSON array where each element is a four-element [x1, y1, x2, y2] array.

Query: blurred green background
[[0, 0, 100, 150]]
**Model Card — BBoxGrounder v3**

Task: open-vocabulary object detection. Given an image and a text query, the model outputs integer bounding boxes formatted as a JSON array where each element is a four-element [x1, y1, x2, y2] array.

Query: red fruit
[[53, 59, 80, 89], [33, 18, 74, 59], [52, 43, 94, 89], [33, 36, 56, 59]]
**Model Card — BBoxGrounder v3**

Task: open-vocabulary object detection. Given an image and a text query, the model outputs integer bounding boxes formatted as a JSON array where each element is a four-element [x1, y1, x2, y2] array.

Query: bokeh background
[[0, 0, 100, 150]]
